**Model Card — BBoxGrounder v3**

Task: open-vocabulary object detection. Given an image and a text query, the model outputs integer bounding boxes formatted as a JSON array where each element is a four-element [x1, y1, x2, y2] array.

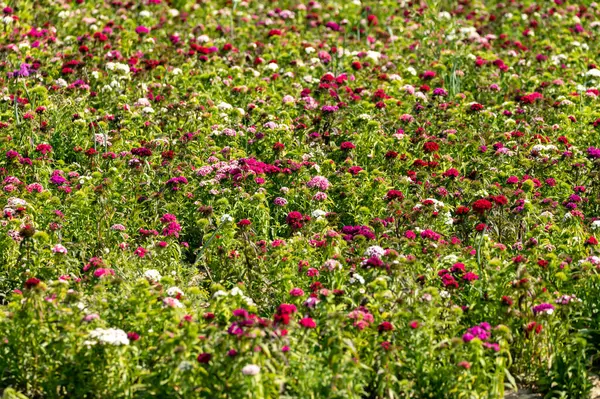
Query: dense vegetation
[[0, 0, 600, 397]]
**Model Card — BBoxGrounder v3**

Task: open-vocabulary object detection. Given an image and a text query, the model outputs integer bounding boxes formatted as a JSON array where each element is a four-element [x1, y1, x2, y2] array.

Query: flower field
[[2, 0, 600, 397]]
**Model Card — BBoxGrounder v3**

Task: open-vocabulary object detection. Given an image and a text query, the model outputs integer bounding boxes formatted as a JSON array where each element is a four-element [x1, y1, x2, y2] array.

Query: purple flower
[[532, 303, 555, 316], [587, 147, 600, 159], [49, 174, 67, 185], [321, 105, 339, 113]]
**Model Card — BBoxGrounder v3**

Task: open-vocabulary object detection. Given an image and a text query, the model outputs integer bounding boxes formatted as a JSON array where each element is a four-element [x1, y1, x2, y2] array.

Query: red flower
[[286, 211, 309, 229], [491, 195, 508, 206], [455, 206, 470, 215], [422, 70, 436, 80], [386, 190, 404, 201], [24, 277, 41, 289], [442, 168, 459, 178], [378, 321, 394, 332], [127, 332, 140, 341], [475, 223, 487, 232], [470, 103, 484, 112], [501, 296, 513, 306], [526, 322, 543, 336], [237, 219, 251, 227], [423, 141, 439, 153], [587, 236, 598, 246], [340, 141, 356, 151], [348, 166, 363, 175], [197, 353, 212, 364], [472, 199, 493, 214]]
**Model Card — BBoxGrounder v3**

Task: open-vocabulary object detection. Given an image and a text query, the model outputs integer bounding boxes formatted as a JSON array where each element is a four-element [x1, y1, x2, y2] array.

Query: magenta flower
[[135, 26, 150, 35], [299, 317, 316, 329]]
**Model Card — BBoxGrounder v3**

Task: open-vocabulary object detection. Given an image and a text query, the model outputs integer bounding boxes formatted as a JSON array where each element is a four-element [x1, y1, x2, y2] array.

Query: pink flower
[[83, 313, 100, 322], [94, 268, 115, 278], [306, 176, 330, 191], [51, 244, 68, 254], [299, 317, 316, 328], [134, 247, 147, 258], [312, 192, 327, 201], [306, 268, 319, 277]]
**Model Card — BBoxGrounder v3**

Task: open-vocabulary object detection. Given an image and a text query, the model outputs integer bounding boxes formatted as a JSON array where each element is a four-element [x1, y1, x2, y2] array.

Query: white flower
[[592, 220, 600, 230], [242, 364, 261, 376], [265, 63, 279, 71], [217, 102, 233, 111], [563, 212, 573, 221], [366, 51, 381, 63], [144, 269, 162, 282], [349, 273, 365, 285], [107, 62, 130, 74], [167, 286, 184, 297], [442, 254, 459, 264], [135, 98, 151, 107], [364, 246, 385, 258], [88, 328, 129, 346], [311, 209, 327, 219], [178, 360, 193, 371], [172, 68, 183, 75], [6, 197, 27, 208], [587, 69, 600, 78], [220, 214, 234, 223], [55, 78, 68, 88]]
